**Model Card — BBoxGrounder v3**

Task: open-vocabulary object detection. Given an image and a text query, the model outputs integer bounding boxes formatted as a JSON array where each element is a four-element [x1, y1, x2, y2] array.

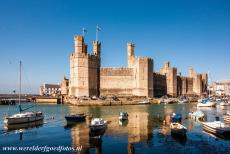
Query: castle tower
[[160, 62, 177, 97], [127, 42, 135, 68], [133, 57, 154, 97], [164, 61, 170, 68], [193, 74, 202, 95], [74, 35, 87, 54], [188, 67, 194, 78], [69, 35, 101, 97], [93, 41, 101, 96], [93, 41, 101, 58]]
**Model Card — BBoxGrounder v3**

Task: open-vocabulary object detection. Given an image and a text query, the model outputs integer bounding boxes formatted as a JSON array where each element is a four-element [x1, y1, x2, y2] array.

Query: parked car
[[91, 96, 97, 100], [99, 96, 107, 100]]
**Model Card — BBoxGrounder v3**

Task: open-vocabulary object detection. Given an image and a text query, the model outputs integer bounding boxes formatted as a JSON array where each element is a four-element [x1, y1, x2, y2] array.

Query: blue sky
[[0, 0, 230, 94]]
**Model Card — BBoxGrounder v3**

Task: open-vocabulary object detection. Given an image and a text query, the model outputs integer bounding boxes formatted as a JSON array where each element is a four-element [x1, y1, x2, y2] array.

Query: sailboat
[[4, 61, 44, 125]]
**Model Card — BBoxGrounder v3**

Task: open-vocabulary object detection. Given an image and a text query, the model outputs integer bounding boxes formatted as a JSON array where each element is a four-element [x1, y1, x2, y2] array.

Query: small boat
[[89, 118, 107, 132], [197, 99, 216, 107], [138, 99, 150, 105], [170, 123, 187, 136], [220, 101, 230, 106], [202, 121, 230, 139], [178, 99, 188, 104], [119, 112, 128, 120], [65, 113, 86, 122], [188, 111, 205, 121]]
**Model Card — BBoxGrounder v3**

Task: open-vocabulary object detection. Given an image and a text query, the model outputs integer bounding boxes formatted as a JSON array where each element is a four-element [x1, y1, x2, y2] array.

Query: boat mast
[[19, 60, 21, 113]]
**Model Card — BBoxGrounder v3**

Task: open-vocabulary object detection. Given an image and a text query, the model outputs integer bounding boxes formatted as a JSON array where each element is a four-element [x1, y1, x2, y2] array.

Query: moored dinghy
[[89, 118, 107, 132], [170, 123, 187, 136], [65, 113, 86, 122]]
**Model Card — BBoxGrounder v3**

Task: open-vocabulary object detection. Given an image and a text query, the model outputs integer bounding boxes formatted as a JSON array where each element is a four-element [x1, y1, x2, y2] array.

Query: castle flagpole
[[96, 25, 101, 42], [82, 27, 87, 37]]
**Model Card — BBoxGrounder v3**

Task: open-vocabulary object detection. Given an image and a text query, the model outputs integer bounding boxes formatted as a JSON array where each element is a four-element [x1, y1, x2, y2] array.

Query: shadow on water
[[171, 133, 187, 145]]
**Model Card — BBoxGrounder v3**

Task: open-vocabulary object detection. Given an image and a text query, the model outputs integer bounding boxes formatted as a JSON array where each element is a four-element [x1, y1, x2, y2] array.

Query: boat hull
[[170, 123, 187, 136], [202, 122, 230, 139], [90, 124, 107, 132], [4, 120, 43, 131], [220, 102, 230, 106], [4, 115, 44, 125], [65, 115, 86, 122], [197, 102, 216, 107], [224, 115, 230, 124]]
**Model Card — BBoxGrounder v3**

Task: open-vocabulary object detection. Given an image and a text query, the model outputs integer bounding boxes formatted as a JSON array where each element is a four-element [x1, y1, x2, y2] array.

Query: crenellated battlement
[[68, 34, 208, 98]]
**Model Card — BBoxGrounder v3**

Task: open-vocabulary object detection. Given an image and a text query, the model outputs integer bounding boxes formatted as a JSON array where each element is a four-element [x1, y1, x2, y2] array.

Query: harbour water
[[0, 103, 230, 154]]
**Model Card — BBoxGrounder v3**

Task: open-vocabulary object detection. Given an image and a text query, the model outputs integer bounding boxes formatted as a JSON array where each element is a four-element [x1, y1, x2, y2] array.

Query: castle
[[62, 35, 208, 98]]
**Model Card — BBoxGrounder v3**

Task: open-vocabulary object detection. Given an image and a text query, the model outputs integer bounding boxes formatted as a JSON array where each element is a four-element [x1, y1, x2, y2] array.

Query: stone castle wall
[[67, 35, 208, 98], [100, 68, 134, 96]]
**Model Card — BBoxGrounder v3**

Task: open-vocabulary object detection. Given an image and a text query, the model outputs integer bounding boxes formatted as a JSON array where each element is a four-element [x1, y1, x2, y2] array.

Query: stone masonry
[[67, 35, 208, 98]]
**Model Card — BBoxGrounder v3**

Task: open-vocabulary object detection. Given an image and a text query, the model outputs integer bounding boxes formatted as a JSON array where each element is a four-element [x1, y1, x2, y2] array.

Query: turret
[[164, 61, 170, 68], [127, 42, 135, 57], [127, 42, 135, 68], [188, 67, 194, 78], [93, 41, 101, 57], [74, 35, 87, 54]]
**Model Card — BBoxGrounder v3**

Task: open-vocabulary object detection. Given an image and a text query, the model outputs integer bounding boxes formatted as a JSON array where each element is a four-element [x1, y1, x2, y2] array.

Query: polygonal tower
[[69, 35, 101, 97]]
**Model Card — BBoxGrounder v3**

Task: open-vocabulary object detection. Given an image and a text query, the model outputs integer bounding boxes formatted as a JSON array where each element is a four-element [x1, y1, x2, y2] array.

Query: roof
[[44, 84, 60, 88]]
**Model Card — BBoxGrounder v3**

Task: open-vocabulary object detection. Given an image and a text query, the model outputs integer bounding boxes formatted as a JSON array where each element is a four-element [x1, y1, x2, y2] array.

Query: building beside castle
[[63, 35, 208, 98]]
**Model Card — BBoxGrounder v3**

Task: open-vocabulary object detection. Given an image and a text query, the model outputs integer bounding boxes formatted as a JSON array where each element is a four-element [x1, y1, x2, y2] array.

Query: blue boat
[[65, 113, 86, 122]]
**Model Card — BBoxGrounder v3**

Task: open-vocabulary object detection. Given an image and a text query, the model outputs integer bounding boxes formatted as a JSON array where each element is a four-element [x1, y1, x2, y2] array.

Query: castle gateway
[[67, 35, 208, 98]]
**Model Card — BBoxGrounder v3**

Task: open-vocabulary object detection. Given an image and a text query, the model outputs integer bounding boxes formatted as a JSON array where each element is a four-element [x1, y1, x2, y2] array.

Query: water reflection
[[1, 103, 229, 154], [67, 104, 229, 153], [119, 119, 128, 127]]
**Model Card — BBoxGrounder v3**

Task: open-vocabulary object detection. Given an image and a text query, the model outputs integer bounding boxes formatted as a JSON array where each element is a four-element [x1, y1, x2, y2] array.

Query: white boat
[[119, 112, 128, 120], [89, 118, 107, 132], [198, 98, 210, 103], [188, 111, 205, 121], [4, 112, 43, 125], [138, 99, 150, 105], [170, 123, 187, 136], [197, 99, 216, 107], [202, 121, 230, 139], [178, 99, 188, 104], [4, 61, 44, 125], [220, 101, 230, 106]]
